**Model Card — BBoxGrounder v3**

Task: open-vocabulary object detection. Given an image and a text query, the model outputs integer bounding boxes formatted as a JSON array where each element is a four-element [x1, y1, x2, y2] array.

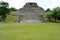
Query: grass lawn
[[0, 23, 60, 40]]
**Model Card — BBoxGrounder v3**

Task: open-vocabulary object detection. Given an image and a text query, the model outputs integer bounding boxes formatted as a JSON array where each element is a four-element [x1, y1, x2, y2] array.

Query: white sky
[[0, 0, 60, 10]]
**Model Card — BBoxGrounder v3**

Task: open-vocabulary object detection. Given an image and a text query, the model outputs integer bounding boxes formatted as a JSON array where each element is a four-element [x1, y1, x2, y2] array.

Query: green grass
[[0, 23, 60, 40], [5, 15, 18, 22]]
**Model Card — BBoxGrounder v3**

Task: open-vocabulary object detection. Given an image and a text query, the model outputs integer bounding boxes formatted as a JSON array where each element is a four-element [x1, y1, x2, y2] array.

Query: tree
[[52, 7, 60, 21], [45, 8, 51, 12], [45, 8, 53, 22], [9, 7, 17, 12], [45, 7, 60, 22], [44, 11, 53, 22], [0, 1, 10, 22], [0, 1, 9, 7]]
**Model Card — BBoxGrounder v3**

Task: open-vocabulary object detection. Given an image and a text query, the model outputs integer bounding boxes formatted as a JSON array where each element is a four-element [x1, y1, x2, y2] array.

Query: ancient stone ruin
[[17, 2, 45, 22]]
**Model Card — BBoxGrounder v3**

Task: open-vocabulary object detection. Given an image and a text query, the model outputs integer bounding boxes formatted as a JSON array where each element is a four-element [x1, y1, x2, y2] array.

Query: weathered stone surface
[[18, 2, 45, 22]]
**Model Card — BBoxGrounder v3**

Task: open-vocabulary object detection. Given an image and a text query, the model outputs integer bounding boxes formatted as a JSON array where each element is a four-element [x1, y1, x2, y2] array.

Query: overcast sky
[[0, 0, 60, 10]]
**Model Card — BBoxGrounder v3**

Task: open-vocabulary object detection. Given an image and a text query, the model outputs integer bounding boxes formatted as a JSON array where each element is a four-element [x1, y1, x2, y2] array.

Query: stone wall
[[18, 2, 45, 22]]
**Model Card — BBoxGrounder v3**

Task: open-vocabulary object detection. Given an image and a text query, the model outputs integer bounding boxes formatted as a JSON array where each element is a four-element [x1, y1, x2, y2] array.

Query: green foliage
[[45, 7, 60, 22], [52, 7, 60, 20], [0, 7, 10, 15], [9, 7, 17, 12], [0, 1, 9, 7], [5, 15, 18, 22], [44, 9, 53, 21], [0, 1, 10, 22], [45, 11, 53, 19], [45, 8, 51, 12]]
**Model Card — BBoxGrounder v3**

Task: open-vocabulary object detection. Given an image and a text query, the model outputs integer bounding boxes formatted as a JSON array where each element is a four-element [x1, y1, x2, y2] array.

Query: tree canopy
[[45, 7, 60, 22], [9, 7, 17, 12], [0, 1, 10, 22]]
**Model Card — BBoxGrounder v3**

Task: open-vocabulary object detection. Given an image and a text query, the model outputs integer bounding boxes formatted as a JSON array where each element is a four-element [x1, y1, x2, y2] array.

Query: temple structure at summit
[[17, 2, 45, 22]]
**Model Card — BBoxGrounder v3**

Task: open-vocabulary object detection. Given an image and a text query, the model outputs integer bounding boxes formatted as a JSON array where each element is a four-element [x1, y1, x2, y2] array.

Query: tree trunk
[[54, 18, 57, 22]]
